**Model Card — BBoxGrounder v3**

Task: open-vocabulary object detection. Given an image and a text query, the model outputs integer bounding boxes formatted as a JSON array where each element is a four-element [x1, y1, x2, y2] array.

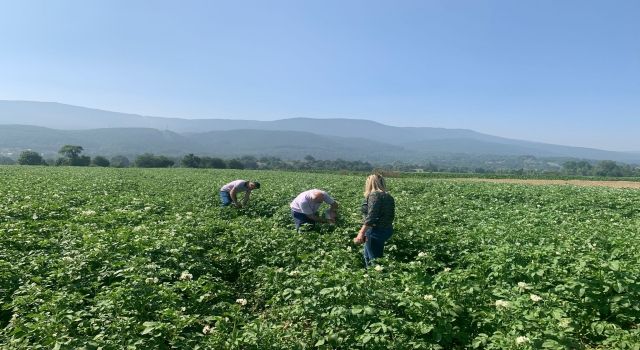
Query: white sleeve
[[299, 200, 314, 215], [323, 193, 335, 205]]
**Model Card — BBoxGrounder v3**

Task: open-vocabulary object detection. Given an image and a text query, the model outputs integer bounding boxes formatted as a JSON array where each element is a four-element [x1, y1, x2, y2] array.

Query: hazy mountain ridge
[[1, 100, 639, 164], [0, 125, 418, 162]]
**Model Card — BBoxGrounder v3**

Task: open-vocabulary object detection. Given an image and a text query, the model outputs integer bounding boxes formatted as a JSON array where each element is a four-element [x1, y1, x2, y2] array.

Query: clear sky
[[0, 0, 638, 151]]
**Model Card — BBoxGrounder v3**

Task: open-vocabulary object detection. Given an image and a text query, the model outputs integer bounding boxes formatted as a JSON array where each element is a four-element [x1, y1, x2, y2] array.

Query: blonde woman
[[354, 174, 395, 267]]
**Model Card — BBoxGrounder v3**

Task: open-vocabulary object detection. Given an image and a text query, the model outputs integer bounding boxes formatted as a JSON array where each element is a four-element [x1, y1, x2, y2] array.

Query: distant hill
[[0, 125, 195, 157], [1, 100, 639, 164], [0, 125, 416, 162]]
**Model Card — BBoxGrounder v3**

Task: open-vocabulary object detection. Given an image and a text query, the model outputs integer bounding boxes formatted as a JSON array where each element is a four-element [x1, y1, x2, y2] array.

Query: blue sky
[[0, 0, 638, 151]]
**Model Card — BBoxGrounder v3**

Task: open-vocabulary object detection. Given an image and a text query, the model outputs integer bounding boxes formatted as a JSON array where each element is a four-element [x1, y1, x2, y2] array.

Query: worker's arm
[[229, 188, 239, 206], [242, 191, 251, 206]]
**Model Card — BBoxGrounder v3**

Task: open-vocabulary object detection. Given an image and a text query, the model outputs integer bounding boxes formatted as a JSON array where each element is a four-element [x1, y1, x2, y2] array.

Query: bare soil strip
[[454, 178, 640, 189]]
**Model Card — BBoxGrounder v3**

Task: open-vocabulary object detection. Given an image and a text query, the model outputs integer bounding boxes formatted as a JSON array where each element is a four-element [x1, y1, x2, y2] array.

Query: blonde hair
[[364, 174, 387, 197]]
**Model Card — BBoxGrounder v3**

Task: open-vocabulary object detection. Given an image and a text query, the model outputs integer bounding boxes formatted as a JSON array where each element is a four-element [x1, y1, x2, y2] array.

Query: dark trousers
[[292, 210, 314, 232]]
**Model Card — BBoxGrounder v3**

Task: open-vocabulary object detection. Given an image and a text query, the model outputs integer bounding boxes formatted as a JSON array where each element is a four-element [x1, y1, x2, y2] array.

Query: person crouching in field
[[220, 180, 260, 208], [353, 174, 395, 267], [290, 189, 338, 232]]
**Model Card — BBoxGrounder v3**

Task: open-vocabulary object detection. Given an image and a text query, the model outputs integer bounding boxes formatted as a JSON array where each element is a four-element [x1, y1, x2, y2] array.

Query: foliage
[[200, 156, 227, 169], [181, 153, 201, 168], [58, 145, 84, 159], [563, 160, 638, 177], [1, 167, 640, 349], [57, 145, 91, 166], [55, 155, 91, 166], [135, 153, 175, 168], [227, 159, 244, 169], [110, 155, 130, 168], [92, 156, 110, 167], [16, 150, 44, 165]]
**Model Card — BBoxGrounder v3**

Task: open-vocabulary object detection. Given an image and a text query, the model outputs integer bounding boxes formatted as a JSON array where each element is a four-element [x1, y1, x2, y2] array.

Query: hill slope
[[1, 100, 639, 163], [0, 125, 415, 162]]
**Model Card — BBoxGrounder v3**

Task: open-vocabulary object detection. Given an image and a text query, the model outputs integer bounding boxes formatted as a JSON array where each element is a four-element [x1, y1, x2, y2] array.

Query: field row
[[1, 167, 639, 349]]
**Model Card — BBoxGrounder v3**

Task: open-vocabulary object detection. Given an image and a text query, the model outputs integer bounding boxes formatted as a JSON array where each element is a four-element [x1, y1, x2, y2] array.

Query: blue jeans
[[292, 210, 314, 232], [220, 191, 232, 207], [363, 226, 393, 267]]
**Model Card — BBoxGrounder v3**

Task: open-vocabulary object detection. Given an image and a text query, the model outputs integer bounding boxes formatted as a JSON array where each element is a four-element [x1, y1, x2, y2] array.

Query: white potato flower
[[530, 294, 542, 302], [180, 271, 193, 281], [235, 298, 247, 306], [495, 300, 510, 308], [133, 225, 146, 232]]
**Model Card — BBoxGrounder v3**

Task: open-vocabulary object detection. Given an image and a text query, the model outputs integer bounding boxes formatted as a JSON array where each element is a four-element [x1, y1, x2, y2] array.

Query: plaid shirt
[[363, 191, 395, 228]]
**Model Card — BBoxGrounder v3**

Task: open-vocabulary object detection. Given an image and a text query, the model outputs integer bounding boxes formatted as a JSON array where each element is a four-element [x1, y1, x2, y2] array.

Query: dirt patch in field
[[455, 178, 640, 189]]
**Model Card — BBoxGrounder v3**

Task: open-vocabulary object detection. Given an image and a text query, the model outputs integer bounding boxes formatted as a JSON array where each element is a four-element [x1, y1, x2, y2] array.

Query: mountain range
[[1, 100, 638, 165]]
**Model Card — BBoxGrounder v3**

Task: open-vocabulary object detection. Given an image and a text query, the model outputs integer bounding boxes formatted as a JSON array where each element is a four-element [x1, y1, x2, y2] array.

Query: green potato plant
[[1, 166, 639, 349]]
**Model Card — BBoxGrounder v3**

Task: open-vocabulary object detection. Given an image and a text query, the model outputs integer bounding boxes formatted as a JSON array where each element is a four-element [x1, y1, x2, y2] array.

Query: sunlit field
[[1, 166, 639, 349]]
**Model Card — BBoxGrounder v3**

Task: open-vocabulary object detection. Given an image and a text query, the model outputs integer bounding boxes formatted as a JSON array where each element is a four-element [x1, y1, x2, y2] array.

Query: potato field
[[1, 166, 639, 349]]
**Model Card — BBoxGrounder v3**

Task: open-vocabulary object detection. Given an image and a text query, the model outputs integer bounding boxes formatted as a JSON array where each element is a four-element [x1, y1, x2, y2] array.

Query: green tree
[[92, 156, 110, 167], [17, 150, 44, 165], [562, 161, 578, 175], [200, 157, 226, 169], [594, 160, 622, 177], [181, 154, 201, 168], [110, 155, 130, 168], [58, 145, 84, 159], [135, 153, 174, 168], [227, 159, 244, 169], [57, 145, 90, 166], [240, 155, 259, 169]]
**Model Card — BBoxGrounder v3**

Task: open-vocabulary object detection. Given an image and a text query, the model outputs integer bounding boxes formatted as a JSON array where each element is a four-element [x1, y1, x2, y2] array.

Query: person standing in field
[[219, 180, 260, 208], [353, 174, 395, 267], [290, 189, 338, 232]]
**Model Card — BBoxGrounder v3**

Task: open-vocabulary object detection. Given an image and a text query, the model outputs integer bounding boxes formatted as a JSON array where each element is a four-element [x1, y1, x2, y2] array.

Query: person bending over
[[290, 189, 338, 232], [220, 180, 260, 208]]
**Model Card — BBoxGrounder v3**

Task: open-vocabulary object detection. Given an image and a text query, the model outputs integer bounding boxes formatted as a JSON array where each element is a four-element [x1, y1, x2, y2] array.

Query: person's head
[[364, 174, 386, 197], [248, 181, 261, 190], [311, 190, 325, 203]]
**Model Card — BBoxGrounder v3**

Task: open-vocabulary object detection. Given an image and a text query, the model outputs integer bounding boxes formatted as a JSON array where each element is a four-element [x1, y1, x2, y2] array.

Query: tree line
[[8, 146, 374, 171], [560, 160, 639, 177], [6, 145, 640, 177]]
